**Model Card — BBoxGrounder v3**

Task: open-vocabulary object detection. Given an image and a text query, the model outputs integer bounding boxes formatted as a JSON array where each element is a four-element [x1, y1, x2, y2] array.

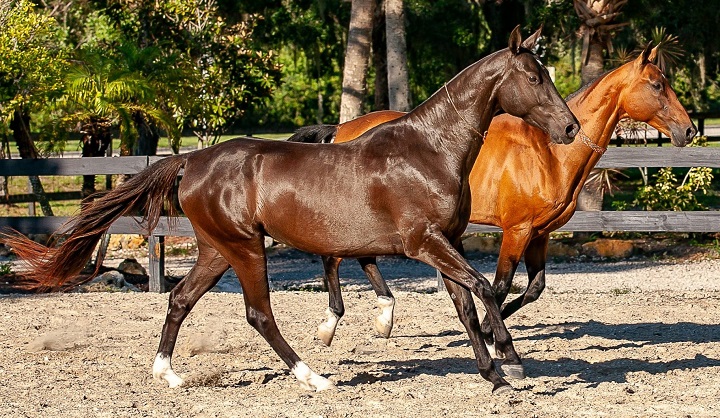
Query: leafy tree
[[48, 47, 179, 195], [632, 136, 714, 211], [0, 0, 67, 215]]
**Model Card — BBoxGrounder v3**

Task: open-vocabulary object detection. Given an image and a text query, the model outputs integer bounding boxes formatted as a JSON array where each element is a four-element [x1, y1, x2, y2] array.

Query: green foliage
[[632, 137, 715, 211], [0, 0, 67, 126], [144, 0, 280, 144], [0, 262, 12, 276], [40, 46, 180, 154], [405, 0, 491, 103]]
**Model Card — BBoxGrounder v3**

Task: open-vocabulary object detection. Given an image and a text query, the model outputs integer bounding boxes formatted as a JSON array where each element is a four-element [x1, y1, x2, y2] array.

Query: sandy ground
[[1, 250, 720, 417]]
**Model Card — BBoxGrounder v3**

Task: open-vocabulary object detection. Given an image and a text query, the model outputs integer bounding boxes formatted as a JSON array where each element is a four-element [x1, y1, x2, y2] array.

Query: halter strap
[[444, 83, 488, 141], [578, 128, 606, 155]]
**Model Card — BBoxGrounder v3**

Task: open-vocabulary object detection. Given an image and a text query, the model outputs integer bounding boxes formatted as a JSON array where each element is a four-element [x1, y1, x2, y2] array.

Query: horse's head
[[495, 26, 579, 144], [619, 43, 696, 147]]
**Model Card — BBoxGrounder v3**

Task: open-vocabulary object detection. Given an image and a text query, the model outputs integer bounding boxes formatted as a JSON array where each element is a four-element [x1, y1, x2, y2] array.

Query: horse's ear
[[509, 25, 522, 54], [648, 45, 659, 63], [635, 42, 653, 68], [521, 25, 543, 50]]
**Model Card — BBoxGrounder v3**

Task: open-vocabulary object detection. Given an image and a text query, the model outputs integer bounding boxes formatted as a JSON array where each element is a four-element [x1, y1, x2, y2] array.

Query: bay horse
[[2, 27, 579, 394], [292, 43, 697, 356]]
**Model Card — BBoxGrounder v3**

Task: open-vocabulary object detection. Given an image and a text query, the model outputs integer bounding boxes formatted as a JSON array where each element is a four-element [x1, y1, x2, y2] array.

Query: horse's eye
[[652, 82, 662, 91], [528, 75, 539, 84]]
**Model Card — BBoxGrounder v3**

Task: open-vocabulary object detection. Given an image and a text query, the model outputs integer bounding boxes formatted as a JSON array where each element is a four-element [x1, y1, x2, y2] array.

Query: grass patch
[[0, 175, 112, 216]]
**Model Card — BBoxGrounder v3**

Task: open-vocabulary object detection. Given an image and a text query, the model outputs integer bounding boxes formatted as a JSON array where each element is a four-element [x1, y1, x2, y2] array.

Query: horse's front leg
[[501, 234, 549, 318], [317, 256, 345, 346], [153, 238, 230, 388], [405, 225, 522, 392], [480, 226, 530, 358], [358, 257, 395, 338]]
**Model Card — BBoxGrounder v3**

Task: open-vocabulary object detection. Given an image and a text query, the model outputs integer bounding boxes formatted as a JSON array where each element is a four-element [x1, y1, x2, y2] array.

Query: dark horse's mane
[[286, 124, 337, 144]]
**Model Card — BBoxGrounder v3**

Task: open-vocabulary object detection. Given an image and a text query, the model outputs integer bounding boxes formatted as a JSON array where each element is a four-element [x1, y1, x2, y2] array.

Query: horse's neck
[[554, 70, 625, 181], [404, 63, 501, 175]]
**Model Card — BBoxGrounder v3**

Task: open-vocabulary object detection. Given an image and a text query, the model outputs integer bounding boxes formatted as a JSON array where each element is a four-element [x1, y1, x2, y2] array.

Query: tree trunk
[[81, 119, 112, 197], [133, 112, 160, 156], [372, 0, 389, 110], [385, 0, 410, 111], [340, 0, 375, 123], [10, 109, 54, 216], [581, 37, 605, 85]]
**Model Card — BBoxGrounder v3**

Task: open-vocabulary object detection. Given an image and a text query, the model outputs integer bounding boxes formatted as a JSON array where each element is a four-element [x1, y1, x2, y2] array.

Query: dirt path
[[1, 264, 719, 417]]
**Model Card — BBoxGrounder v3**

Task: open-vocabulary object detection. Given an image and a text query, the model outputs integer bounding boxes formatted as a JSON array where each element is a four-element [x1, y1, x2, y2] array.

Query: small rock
[[581, 239, 635, 258], [117, 258, 147, 275], [80, 271, 139, 292]]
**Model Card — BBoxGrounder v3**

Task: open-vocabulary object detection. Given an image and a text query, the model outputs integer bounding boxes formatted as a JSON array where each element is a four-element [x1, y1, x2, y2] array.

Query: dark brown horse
[[3, 27, 578, 393], [292, 44, 697, 357]]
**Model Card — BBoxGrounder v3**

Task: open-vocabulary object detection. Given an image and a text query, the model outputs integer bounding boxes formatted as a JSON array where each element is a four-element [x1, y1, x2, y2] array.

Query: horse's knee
[[493, 280, 512, 297], [246, 307, 272, 332], [472, 279, 496, 300]]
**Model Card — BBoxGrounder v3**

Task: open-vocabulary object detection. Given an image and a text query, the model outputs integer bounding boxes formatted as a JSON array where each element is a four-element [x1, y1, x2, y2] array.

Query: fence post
[[148, 234, 167, 292]]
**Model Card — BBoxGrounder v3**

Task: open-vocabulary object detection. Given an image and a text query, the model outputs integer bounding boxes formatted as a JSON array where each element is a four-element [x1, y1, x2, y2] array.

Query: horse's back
[[335, 110, 406, 143]]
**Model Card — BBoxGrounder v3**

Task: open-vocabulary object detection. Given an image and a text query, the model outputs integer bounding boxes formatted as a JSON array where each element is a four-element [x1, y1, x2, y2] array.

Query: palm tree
[[574, 0, 628, 216], [55, 48, 179, 196], [573, 0, 628, 84]]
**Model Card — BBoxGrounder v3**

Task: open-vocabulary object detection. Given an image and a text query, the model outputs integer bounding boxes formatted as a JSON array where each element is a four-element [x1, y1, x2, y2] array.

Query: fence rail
[[0, 147, 719, 291]]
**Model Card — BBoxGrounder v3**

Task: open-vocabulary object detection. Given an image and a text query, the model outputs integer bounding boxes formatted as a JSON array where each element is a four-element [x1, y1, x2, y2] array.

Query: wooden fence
[[0, 147, 719, 292]]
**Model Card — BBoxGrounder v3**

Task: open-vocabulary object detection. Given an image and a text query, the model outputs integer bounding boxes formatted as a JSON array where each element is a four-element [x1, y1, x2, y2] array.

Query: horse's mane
[[286, 124, 337, 144], [565, 70, 612, 101]]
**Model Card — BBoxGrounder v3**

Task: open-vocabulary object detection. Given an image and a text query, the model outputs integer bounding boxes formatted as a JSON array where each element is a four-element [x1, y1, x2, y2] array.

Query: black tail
[[286, 124, 337, 144], [1, 154, 187, 291]]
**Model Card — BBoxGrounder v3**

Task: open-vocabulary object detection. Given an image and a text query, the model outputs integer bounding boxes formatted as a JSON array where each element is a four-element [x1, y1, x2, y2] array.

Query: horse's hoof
[[317, 308, 339, 346], [310, 376, 336, 392], [492, 384, 515, 395], [500, 363, 526, 380], [374, 316, 393, 339], [153, 354, 185, 388], [293, 362, 336, 391], [317, 323, 336, 347], [374, 296, 394, 338]]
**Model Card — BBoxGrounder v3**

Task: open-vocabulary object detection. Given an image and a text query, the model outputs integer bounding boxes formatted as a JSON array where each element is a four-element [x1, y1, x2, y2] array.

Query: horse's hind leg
[[317, 256, 344, 346], [230, 236, 334, 391], [500, 234, 549, 318], [318, 256, 395, 345], [358, 257, 395, 338], [153, 236, 230, 387]]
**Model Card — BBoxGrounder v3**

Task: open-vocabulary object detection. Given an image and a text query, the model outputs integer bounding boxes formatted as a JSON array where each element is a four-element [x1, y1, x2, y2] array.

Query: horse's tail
[[286, 124, 337, 144], [2, 154, 188, 291]]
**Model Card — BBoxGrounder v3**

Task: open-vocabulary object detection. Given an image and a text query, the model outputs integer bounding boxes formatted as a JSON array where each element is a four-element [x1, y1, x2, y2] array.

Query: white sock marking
[[291, 361, 335, 391], [375, 296, 395, 338], [317, 308, 340, 346], [153, 353, 184, 388]]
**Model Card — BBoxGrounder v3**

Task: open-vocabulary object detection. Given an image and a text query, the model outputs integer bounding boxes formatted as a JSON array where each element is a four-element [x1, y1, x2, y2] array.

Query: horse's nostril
[[566, 123, 580, 138], [686, 126, 697, 140]]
